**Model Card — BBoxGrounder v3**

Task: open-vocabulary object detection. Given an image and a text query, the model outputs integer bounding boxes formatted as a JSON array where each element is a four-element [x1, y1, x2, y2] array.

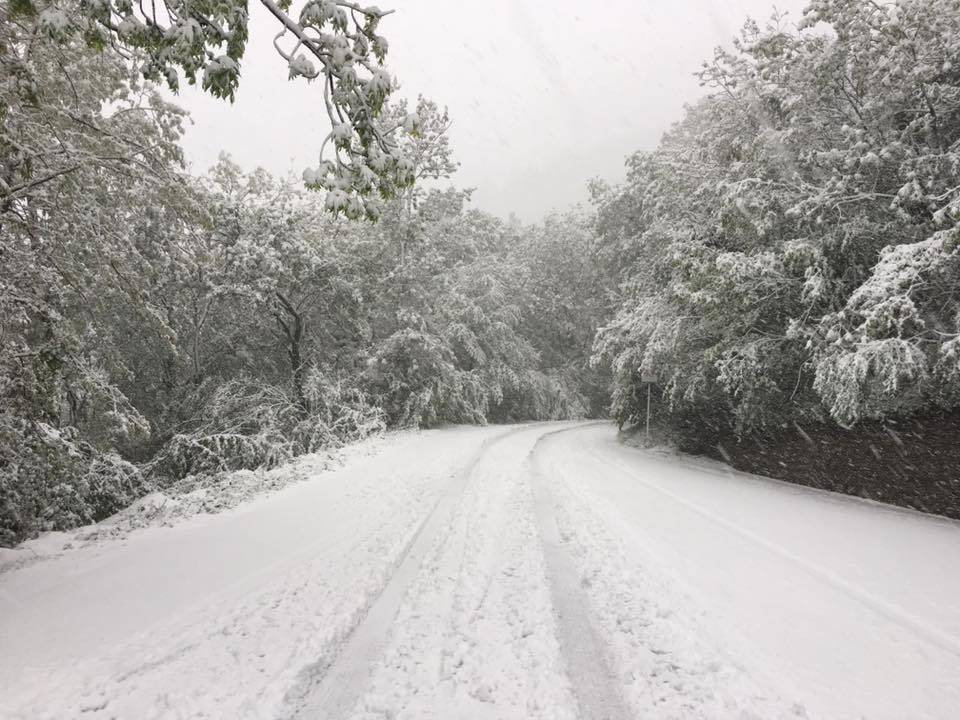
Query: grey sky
[[174, 0, 807, 221]]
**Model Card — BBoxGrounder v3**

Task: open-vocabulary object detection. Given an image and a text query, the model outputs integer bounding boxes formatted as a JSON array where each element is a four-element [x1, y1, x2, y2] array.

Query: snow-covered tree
[[4, 0, 415, 216], [595, 0, 960, 433], [0, 16, 186, 541]]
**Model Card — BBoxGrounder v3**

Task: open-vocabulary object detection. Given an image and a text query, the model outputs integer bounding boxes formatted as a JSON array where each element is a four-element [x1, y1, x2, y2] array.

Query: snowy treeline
[[0, 3, 609, 544], [4, 0, 960, 544], [594, 0, 960, 438]]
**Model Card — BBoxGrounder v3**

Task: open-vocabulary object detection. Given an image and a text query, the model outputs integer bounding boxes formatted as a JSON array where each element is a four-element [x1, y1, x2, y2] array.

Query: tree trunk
[[275, 291, 309, 416]]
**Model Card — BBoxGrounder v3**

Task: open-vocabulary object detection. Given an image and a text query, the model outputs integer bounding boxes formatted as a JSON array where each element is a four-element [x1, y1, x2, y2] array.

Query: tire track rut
[[529, 425, 631, 720], [281, 425, 530, 720]]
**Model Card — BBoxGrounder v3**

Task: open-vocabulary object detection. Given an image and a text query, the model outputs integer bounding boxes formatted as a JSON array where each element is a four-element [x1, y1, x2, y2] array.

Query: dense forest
[[3, 0, 960, 545], [593, 0, 960, 514]]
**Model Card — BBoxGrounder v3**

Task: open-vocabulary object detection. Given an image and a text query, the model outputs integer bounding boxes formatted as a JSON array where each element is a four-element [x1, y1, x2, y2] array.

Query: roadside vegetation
[[594, 1, 960, 516], [3, 0, 959, 544]]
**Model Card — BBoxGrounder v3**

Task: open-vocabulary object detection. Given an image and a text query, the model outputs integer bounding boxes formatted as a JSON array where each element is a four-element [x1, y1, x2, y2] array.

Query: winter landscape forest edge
[[3, 0, 960, 546]]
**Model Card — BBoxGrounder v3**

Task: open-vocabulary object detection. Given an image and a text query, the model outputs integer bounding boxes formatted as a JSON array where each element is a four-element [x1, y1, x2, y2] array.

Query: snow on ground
[[0, 426, 507, 719], [0, 430, 400, 574], [532, 430, 806, 719], [2, 422, 960, 719], [332, 425, 578, 720], [540, 424, 960, 720]]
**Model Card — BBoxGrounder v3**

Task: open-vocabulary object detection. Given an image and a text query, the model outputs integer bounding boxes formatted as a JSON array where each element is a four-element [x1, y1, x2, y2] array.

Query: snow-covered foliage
[[595, 0, 960, 433], [0, 9, 184, 544], [358, 188, 599, 428], [5, 0, 414, 217], [0, 419, 148, 546], [815, 231, 960, 422]]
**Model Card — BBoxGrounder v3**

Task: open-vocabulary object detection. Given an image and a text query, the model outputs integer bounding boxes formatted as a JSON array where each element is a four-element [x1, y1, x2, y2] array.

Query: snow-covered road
[[2, 422, 960, 719]]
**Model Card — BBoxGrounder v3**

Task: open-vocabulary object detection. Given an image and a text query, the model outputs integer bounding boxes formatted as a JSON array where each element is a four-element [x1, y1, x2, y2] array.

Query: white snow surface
[[2, 422, 959, 719]]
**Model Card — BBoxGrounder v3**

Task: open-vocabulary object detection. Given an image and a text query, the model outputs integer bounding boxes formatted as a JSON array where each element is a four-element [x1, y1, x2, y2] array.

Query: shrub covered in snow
[[0, 418, 149, 547]]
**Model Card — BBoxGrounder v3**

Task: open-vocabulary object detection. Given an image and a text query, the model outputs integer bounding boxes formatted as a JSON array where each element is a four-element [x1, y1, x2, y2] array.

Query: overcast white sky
[[174, 0, 807, 221]]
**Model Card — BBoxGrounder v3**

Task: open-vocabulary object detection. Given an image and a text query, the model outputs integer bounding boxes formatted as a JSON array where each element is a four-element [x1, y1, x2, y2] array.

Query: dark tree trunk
[[274, 291, 309, 417]]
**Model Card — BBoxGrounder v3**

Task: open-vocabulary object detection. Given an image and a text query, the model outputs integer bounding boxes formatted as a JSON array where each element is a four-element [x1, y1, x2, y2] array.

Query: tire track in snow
[[342, 422, 579, 719], [281, 424, 533, 720], [533, 427, 808, 719], [529, 425, 632, 720]]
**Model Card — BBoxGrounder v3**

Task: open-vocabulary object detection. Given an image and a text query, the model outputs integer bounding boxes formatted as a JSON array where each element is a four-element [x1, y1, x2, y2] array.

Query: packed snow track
[[2, 422, 960, 719]]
